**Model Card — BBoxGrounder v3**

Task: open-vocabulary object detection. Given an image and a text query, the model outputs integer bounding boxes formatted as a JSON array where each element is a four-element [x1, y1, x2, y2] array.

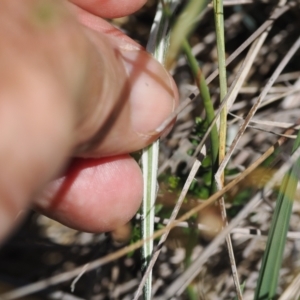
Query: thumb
[[0, 1, 178, 241], [73, 23, 178, 157]]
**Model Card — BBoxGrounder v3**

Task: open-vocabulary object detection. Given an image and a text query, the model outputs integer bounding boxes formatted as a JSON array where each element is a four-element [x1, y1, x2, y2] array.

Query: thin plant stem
[[213, 0, 242, 298], [182, 39, 219, 166], [213, 0, 227, 174]]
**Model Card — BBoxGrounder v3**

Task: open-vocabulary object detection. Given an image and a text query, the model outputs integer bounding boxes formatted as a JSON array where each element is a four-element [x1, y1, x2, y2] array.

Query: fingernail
[[120, 49, 178, 136]]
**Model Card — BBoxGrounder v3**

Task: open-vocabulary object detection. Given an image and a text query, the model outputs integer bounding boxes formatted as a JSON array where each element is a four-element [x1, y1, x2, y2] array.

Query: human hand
[[0, 0, 178, 242]]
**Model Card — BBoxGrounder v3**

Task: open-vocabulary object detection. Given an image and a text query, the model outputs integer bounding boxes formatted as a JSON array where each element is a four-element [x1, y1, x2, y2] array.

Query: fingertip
[[35, 155, 143, 232]]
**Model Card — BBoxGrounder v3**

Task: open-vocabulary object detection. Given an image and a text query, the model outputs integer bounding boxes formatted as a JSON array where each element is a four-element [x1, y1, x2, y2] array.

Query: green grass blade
[[254, 131, 300, 300], [213, 0, 227, 101], [165, 0, 208, 69], [140, 1, 179, 299], [182, 39, 219, 168], [213, 0, 227, 173], [141, 141, 159, 300], [212, 2, 242, 298]]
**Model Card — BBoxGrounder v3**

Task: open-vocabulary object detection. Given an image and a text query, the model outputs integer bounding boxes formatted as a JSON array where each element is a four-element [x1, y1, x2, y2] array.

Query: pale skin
[[0, 0, 179, 243]]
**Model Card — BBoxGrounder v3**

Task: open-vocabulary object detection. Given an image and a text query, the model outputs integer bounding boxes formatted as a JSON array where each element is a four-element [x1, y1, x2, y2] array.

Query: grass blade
[[140, 1, 179, 299], [182, 39, 219, 166], [165, 0, 208, 69], [141, 141, 159, 300], [254, 132, 300, 299], [213, 0, 227, 170]]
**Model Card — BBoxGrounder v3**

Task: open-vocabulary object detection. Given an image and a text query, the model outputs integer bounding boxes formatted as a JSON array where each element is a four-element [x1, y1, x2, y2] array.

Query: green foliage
[[186, 284, 198, 300], [227, 188, 252, 218], [202, 156, 212, 168], [166, 0, 209, 68], [128, 224, 142, 258], [224, 167, 240, 177], [168, 176, 181, 190], [254, 130, 300, 299], [183, 40, 219, 169], [154, 203, 164, 215]]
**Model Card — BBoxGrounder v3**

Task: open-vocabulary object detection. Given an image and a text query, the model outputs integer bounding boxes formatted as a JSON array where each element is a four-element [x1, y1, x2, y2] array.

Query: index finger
[[68, 0, 147, 18]]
